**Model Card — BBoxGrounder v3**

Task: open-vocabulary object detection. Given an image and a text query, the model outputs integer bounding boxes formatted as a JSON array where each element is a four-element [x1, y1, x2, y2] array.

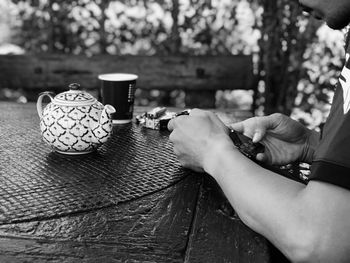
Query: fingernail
[[253, 132, 259, 143], [256, 153, 264, 161]]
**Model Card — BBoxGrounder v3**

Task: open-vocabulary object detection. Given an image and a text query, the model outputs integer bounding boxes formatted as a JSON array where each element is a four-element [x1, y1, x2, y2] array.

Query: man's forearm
[[204, 144, 309, 260]]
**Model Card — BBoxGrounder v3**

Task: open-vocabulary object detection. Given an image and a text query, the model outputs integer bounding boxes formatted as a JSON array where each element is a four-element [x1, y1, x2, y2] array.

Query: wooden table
[[0, 102, 270, 263]]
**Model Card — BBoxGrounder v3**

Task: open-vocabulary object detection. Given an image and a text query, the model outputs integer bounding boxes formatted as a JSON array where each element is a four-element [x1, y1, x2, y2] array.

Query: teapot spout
[[91, 104, 116, 144], [101, 105, 116, 122]]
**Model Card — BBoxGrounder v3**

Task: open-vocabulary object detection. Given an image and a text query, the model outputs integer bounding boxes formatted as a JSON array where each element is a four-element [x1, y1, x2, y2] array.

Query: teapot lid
[[53, 83, 97, 106]]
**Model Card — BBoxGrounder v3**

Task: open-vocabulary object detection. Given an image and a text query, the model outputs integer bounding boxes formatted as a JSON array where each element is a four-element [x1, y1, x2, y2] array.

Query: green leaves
[[10, 0, 344, 124]]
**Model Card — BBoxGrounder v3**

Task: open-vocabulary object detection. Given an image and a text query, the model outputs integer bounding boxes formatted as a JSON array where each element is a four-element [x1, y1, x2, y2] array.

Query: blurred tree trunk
[[97, 0, 110, 54], [170, 0, 181, 54], [258, 0, 321, 115]]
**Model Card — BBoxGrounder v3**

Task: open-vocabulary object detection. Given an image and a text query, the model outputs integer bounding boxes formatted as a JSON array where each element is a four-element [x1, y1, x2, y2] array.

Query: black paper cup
[[98, 73, 138, 124]]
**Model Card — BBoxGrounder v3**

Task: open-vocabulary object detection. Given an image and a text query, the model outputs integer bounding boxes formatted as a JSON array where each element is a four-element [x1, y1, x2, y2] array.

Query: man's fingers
[[167, 118, 176, 131], [251, 115, 282, 142], [230, 122, 244, 133], [167, 115, 189, 131], [262, 114, 283, 130], [252, 129, 266, 143], [189, 108, 207, 117], [256, 153, 266, 162], [231, 114, 282, 142]]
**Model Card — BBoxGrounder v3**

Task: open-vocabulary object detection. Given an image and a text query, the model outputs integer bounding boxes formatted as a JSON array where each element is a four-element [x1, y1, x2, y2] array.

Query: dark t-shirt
[[309, 51, 350, 189]]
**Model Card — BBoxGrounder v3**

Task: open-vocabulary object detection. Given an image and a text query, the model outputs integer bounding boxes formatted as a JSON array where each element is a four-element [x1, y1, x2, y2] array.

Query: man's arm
[[301, 129, 320, 163], [205, 142, 350, 262], [230, 113, 320, 165], [168, 110, 350, 262]]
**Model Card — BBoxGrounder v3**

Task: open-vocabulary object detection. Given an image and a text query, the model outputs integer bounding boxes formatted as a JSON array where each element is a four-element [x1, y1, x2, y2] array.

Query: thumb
[[256, 153, 267, 162], [252, 129, 266, 143], [252, 115, 279, 142], [231, 122, 267, 143]]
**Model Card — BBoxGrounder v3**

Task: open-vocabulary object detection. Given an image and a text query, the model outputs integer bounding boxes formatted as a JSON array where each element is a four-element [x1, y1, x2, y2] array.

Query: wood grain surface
[[185, 175, 269, 263], [0, 174, 270, 263], [0, 175, 200, 263]]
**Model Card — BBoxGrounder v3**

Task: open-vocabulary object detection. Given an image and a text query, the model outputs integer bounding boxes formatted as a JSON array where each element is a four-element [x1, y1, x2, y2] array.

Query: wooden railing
[[0, 55, 256, 108]]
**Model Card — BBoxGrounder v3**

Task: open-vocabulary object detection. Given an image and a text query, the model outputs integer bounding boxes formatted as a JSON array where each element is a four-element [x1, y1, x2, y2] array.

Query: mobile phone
[[228, 129, 265, 160]]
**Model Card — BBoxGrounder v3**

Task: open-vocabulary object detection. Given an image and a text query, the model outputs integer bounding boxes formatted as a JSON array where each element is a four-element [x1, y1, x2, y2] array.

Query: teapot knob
[[69, 83, 81, 90]]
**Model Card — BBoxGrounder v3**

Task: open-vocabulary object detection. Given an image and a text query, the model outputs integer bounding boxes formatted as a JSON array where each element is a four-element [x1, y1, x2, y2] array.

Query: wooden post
[[97, 0, 110, 54]]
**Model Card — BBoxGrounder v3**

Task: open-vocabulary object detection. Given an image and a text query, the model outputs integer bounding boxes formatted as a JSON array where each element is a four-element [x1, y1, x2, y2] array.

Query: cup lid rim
[[98, 73, 138, 81]]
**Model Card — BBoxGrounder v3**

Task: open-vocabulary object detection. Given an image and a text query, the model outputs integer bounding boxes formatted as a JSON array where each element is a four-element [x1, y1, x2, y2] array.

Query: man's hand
[[230, 113, 319, 165], [167, 109, 233, 172]]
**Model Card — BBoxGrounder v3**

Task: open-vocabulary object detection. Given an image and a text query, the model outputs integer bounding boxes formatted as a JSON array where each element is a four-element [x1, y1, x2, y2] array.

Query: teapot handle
[[37, 92, 55, 119]]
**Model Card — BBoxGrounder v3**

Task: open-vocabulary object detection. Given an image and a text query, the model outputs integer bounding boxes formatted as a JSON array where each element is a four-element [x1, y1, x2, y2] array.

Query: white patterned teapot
[[37, 83, 116, 155]]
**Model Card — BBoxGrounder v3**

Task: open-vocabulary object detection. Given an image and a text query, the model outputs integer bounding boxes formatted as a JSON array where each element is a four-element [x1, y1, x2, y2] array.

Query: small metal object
[[135, 108, 191, 130], [175, 110, 191, 117], [146, 107, 167, 119], [68, 83, 81, 90], [135, 112, 146, 125]]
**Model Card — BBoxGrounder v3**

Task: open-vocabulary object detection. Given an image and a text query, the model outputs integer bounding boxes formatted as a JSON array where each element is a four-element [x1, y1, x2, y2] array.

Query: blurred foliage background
[[0, 0, 347, 128]]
